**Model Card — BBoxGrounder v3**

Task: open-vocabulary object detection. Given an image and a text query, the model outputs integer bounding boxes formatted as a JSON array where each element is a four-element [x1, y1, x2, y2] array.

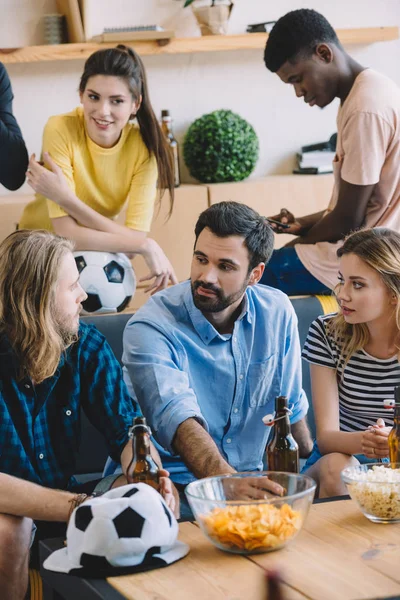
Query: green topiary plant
[[183, 109, 259, 183]]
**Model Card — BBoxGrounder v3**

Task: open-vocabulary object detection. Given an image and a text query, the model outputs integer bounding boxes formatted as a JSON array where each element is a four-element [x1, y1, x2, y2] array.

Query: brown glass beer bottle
[[389, 386, 400, 463], [161, 109, 181, 187], [266, 396, 299, 473], [126, 416, 160, 489]]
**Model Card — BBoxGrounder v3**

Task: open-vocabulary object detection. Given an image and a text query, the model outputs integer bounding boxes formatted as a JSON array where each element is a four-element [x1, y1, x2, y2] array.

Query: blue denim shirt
[[0, 323, 134, 490], [123, 281, 308, 484]]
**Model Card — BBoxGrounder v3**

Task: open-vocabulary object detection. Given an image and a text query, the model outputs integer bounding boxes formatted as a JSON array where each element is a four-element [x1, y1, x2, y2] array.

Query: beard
[[54, 307, 81, 343], [191, 278, 249, 313]]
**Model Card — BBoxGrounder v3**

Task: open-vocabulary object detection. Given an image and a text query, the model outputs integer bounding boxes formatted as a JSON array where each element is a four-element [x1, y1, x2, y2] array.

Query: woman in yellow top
[[21, 45, 177, 294]]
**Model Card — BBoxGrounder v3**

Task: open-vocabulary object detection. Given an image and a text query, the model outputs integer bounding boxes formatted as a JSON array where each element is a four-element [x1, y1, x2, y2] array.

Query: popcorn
[[344, 465, 400, 520]]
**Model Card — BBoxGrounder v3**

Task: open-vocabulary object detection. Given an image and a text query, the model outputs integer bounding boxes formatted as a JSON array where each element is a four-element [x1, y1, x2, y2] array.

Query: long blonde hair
[[329, 228, 400, 363], [0, 230, 75, 383]]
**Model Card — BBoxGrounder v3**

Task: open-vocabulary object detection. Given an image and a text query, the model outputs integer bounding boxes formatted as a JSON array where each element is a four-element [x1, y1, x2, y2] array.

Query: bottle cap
[[262, 414, 274, 426], [128, 416, 152, 437], [383, 399, 395, 409], [161, 110, 171, 119]]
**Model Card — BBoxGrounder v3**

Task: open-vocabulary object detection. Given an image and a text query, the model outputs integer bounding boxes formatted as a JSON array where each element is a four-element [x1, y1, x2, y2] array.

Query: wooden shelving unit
[[1, 27, 398, 65]]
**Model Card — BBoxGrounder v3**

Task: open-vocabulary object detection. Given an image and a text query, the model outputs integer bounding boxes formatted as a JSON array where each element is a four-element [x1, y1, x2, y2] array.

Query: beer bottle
[[389, 386, 400, 463], [126, 416, 160, 489], [161, 109, 181, 187], [266, 396, 299, 473]]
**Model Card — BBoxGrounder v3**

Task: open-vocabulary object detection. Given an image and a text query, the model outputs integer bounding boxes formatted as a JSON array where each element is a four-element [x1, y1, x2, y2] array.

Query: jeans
[[260, 247, 330, 296], [301, 440, 390, 473]]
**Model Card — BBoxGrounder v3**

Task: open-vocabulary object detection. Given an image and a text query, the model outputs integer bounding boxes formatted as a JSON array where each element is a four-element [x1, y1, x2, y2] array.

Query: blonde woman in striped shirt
[[302, 228, 399, 497]]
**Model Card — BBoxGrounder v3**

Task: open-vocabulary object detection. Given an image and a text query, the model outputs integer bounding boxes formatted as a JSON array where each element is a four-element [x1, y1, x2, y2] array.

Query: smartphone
[[266, 218, 290, 229]]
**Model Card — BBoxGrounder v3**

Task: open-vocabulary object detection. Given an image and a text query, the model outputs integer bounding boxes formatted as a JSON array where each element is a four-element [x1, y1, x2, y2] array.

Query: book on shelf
[[294, 132, 336, 174], [297, 150, 336, 169], [293, 165, 333, 175], [56, 0, 85, 43], [91, 26, 174, 43]]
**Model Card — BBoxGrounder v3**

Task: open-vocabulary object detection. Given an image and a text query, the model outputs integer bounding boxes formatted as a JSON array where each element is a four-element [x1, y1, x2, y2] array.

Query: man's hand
[[158, 469, 180, 519], [26, 152, 71, 206], [268, 209, 303, 235], [111, 469, 180, 518], [223, 476, 285, 501], [361, 419, 390, 459]]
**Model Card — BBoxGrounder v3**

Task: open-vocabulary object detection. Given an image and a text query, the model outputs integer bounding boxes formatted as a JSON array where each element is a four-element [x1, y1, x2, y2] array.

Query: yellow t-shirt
[[19, 107, 158, 232]]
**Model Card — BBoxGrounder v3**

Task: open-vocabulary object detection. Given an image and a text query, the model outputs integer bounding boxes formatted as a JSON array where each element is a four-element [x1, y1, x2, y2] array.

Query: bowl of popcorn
[[341, 463, 400, 523], [185, 472, 316, 554]]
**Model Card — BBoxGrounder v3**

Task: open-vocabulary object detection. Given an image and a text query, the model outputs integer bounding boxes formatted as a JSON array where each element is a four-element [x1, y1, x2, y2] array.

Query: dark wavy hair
[[264, 9, 341, 73], [79, 45, 174, 213], [195, 201, 274, 272]]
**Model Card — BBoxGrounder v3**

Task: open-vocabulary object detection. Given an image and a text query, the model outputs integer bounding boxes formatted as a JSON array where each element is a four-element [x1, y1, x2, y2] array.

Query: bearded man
[[121, 201, 312, 512]]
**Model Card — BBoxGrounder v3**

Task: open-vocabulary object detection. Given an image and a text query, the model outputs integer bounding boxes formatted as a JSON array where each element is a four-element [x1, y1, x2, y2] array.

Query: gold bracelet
[[67, 493, 90, 523]]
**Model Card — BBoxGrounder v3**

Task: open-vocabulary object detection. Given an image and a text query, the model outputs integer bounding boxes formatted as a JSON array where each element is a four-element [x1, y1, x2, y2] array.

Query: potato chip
[[201, 503, 301, 552]]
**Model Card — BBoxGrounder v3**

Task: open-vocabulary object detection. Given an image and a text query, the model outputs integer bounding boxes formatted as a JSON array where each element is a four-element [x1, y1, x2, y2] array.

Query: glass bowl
[[341, 462, 400, 523], [185, 471, 316, 554]]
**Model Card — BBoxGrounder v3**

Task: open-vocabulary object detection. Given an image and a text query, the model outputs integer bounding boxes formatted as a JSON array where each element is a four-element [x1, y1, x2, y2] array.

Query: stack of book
[[293, 133, 337, 175], [294, 150, 335, 175]]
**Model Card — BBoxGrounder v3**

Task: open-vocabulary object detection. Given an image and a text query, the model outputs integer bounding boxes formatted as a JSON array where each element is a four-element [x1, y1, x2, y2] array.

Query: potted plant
[[183, 109, 259, 183], [181, 0, 234, 36]]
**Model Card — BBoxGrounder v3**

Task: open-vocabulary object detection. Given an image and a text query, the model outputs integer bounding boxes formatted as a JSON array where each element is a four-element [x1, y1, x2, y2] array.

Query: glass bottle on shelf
[[126, 416, 160, 489], [161, 109, 181, 188], [389, 386, 400, 463], [266, 396, 299, 473]]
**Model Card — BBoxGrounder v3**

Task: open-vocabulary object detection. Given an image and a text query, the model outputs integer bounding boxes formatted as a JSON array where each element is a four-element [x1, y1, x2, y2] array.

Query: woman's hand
[[139, 238, 178, 295], [267, 208, 303, 235], [361, 419, 390, 459], [158, 469, 180, 519], [26, 152, 71, 207]]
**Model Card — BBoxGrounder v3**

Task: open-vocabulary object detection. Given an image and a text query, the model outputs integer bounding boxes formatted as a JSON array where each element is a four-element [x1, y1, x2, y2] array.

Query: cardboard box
[[0, 194, 32, 240], [207, 174, 333, 248], [118, 184, 208, 285]]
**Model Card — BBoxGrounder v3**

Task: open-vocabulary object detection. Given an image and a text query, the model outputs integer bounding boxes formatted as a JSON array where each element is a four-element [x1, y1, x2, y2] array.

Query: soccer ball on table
[[74, 251, 136, 314]]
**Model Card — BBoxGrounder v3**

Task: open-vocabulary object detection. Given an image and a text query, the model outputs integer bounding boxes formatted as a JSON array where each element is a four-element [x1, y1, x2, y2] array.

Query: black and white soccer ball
[[70, 484, 178, 571], [74, 251, 136, 314]]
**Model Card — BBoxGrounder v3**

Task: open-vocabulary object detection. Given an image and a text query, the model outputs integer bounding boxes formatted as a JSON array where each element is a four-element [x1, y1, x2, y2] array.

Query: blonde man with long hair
[[302, 227, 399, 497], [0, 230, 176, 600]]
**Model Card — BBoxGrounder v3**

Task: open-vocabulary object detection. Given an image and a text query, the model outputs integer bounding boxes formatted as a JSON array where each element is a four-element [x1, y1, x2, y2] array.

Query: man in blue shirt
[[0, 230, 175, 599], [123, 202, 312, 496]]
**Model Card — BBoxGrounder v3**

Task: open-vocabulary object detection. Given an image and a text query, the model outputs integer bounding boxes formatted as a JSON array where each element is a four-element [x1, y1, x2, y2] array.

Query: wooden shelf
[[1, 27, 398, 65]]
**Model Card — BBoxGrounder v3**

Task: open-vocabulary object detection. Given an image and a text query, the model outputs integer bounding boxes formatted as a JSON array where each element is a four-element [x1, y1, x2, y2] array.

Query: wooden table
[[40, 499, 400, 600]]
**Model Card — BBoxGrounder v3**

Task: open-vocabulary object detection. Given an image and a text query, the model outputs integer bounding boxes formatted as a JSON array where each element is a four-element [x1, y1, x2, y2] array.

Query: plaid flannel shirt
[[0, 323, 134, 490]]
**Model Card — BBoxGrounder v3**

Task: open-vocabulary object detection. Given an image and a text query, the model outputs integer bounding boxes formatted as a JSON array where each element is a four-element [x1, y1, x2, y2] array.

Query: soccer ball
[[74, 251, 136, 314], [69, 484, 178, 572]]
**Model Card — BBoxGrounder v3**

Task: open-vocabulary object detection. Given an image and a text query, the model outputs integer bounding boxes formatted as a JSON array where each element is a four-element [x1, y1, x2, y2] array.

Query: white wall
[[2, 0, 400, 195]]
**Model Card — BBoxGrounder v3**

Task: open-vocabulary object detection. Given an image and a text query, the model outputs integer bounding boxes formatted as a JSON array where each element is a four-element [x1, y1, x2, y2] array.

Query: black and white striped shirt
[[302, 314, 397, 432]]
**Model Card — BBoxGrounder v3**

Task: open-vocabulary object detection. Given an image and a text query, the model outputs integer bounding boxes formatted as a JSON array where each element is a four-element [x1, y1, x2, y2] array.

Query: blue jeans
[[261, 247, 330, 296], [301, 440, 390, 473]]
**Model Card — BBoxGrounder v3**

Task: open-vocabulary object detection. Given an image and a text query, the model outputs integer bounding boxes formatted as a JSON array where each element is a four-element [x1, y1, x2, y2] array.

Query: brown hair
[[79, 45, 174, 214], [329, 228, 400, 364], [0, 230, 76, 383]]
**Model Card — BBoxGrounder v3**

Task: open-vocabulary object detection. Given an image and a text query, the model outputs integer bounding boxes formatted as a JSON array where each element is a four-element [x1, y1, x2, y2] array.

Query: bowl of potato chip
[[341, 463, 400, 523], [185, 471, 316, 554]]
